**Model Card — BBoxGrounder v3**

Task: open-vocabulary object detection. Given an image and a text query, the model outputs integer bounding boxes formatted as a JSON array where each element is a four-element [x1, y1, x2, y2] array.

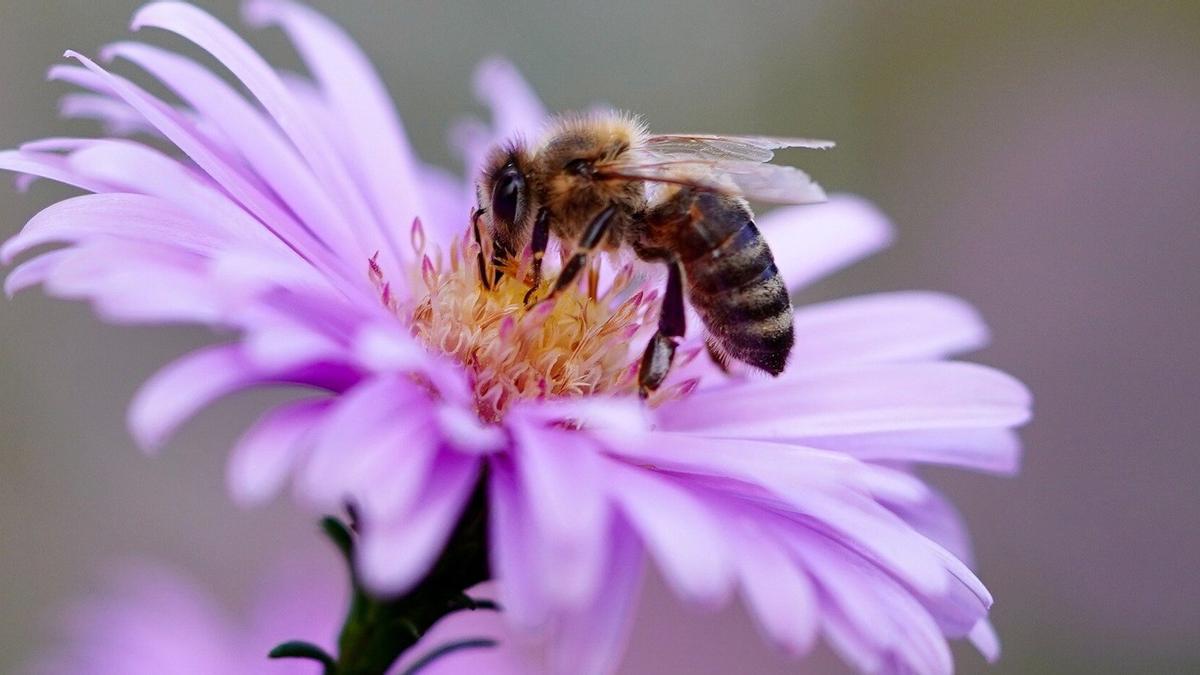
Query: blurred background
[[1, 1, 1197, 673]]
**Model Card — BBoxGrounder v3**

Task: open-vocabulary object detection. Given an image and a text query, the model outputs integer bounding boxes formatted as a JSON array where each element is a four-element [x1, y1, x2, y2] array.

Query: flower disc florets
[[377, 220, 693, 422]]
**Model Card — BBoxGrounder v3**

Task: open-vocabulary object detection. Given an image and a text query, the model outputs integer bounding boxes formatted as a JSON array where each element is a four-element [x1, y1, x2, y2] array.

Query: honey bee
[[473, 112, 831, 397]]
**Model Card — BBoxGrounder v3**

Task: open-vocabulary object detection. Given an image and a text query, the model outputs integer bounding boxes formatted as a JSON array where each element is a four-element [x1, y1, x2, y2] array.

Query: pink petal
[[549, 518, 644, 675], [910, 538, 993, 638], [0, 149, 115, 194], [66, 140, 278, 248], [61, 52, 355, 298], [488, 459, 550, 630], [128, 344, 260, 452], [789, 526, 953, 675], [607, 461, 734, 605], [244, 0, 422, 268], [101, 41, 361, 261], [510, 420, 610, 607], [226, 399, 328, 506], [45, 241, 223, 325], [299, 376, 428, 508], [811, 427, 1023, 475], [435, 404, 507, 454], [884, 486, 975, 566], [4, 249, 70, 297], [758, 194, 893, 292], [732, 525, 819, 655], [606, 433, 947, 595], [788, 291, 989, 374], [131, 2, 393, 278], [350, 416, 440, 521], [2, 193, 234, 264], [58, 92, 152, 136], [358, 452, 482, 595], [968, 619, 1001, 663], [659, 362, 1032, 439], [473, 57, 548, 145], [607, 431, 907, 501]]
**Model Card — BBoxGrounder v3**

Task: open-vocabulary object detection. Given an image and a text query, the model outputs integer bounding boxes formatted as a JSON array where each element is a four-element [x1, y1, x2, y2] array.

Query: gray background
[[2, 1, 1197, 673]]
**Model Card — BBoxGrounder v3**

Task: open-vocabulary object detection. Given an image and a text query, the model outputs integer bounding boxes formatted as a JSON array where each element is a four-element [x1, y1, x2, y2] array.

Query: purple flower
[[24, 558, 345, 674], [2, 1, 1029, 673], [24, 558, 519, 675]]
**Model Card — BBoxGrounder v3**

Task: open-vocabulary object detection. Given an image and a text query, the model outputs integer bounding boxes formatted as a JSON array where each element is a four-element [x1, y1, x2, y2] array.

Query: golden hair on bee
[[473, 111, 832, 396]]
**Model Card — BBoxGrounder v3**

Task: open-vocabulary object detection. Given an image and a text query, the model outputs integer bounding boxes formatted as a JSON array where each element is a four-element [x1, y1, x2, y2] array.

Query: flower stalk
[[273, 480, 492, 675]]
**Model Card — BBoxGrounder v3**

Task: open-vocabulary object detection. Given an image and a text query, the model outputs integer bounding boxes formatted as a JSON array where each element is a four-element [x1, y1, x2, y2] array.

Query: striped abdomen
[[675, 193, 794, 375]]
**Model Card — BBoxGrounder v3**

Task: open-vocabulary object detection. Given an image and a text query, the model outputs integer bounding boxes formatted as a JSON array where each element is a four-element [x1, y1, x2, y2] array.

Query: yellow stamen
[[386, 221, 674, 422]]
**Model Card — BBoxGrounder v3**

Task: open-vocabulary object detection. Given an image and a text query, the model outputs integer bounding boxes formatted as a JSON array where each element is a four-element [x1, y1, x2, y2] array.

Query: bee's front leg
[[471, 207, 493, 290], [523, 208, 551, 305], [638, 260, 686, 398]]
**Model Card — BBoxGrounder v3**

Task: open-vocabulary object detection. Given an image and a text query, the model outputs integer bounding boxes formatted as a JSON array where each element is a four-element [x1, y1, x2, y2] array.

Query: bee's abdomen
[[684, 216, 794, 376]]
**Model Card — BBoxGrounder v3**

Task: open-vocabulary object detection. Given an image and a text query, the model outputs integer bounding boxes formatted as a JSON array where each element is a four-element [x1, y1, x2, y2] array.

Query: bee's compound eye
[[491, 167, 525, 228]]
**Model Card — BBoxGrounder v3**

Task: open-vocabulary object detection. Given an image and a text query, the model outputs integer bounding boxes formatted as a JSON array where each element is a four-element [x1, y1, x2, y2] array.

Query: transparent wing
[[600, 158, 827, 204], [645, 134, 835, 163]]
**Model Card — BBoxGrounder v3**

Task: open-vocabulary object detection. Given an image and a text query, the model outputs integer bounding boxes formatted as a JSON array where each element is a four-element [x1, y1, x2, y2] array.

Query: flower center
[[376, 220, 695, 422]]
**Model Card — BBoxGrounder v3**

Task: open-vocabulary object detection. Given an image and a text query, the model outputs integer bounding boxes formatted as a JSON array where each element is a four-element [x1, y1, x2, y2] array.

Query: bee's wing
[[644, 134, 835, 163], [600, 158, 827, 205]]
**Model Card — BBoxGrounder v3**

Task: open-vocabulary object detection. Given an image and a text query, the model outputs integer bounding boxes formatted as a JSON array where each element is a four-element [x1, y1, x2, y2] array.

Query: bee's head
[[477, 143, 537, 265]]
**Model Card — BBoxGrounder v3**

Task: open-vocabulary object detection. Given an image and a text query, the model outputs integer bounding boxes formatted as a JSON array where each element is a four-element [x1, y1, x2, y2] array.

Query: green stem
[[273, 479, 492, 675], [336, 481, 491, 675]]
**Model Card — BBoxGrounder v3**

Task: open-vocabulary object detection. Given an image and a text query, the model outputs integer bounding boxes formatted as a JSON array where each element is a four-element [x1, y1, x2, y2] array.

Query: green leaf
[[268, 640, 337, 672], [320, 515, 355, 564], [399, 638, 498, 675]]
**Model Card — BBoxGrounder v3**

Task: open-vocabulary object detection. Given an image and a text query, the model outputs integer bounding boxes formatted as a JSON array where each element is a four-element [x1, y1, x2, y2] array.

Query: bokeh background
[[2, 1, 1197, 673]]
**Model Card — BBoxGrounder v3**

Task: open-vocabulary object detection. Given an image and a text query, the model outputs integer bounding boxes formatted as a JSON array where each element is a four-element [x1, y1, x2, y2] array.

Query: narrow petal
[[758, 194, 893, 291], [790, 526, 954, 675], [510, 420, 610, 607], [128, 344, 259, 452], [811, 427, 1023, 475], [61, 51, 357, 298], [101, 41, 362, 262], [607, 461, 734, 605], [549, 518, 644, 675], [658, 362, 1032, 439], [968, 619, 1001, 663], [226, 398, 328, 506], [131, 2, 393, 277], [299, 376, 427, 508], [733, 524, 820, 655], [244, 0, 421, 266], [5, 250, 70, 297], [63, 142, 282, 249], [884, 486, 975, 566], [488, 459, 550, 630], [358, 452, 481, 595], [788, 291, 990, 374], [42, 240, 224, 325], [473, 57, 548, 144], [3, 193, 238, 265], [59, 92, 152, 136], [0, 149, 115, 194]]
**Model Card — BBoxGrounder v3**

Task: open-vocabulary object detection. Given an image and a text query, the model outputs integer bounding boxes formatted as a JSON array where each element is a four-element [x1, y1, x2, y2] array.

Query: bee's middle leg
[[638, 260, 686, 398], [539, 205, 617, 303]]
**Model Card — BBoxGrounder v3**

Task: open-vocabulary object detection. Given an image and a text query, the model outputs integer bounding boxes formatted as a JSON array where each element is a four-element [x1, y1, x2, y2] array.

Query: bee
[[473, 111, 831, 397]]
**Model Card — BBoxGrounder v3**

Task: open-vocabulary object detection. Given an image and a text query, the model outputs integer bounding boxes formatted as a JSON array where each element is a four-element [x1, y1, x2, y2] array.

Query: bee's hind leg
[[638, 260, 686, 399]]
